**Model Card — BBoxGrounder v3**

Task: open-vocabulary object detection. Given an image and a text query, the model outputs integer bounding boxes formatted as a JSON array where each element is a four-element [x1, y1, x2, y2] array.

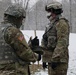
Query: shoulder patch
[[18, 35, 24, 41]]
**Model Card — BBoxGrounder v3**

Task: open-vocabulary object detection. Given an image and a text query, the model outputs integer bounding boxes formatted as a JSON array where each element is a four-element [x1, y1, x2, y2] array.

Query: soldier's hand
[[31, 36, 39, 46]]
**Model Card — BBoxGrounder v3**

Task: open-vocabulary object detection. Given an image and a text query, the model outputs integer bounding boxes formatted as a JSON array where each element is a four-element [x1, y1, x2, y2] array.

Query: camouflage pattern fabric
[[41, 15, 69, 75], [0, 62, 29, 75], [48, 63, 68, 75], [4, 4, 26, 18], [4, 25, 38, 62], [0, 22, 38, 75], [46, 1, 62, 10], [51, 18, 69, 63], [0, 3, 36, 75], [42, 50, 53, 62], [42, 17, 69, 63]]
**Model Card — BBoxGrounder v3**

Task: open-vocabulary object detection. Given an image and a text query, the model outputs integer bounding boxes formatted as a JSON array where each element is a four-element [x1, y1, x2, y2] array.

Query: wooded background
[[0, 0, 76, 33]]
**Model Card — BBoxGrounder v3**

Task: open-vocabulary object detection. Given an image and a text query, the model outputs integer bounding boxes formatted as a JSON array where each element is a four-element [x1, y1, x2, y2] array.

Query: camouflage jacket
[[3, 22, 38, 63], [42, 16, 69, 63], [0, 21, 37, 75]]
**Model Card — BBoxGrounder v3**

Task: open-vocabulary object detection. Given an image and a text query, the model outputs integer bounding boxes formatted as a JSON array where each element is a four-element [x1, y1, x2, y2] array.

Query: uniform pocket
[[47, 36, 57, 48]]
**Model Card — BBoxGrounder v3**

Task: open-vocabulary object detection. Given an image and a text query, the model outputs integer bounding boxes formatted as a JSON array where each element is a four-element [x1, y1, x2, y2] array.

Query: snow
[[21, 30, 76, 75], [68, 33, 76, 75]]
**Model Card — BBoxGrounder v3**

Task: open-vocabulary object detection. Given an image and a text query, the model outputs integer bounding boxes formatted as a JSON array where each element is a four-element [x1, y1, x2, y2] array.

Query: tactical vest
[[48, 21, 57, 48], [43, 19, 58, 49], [0, 22, 25, 64], [43, 17, 69, 50]]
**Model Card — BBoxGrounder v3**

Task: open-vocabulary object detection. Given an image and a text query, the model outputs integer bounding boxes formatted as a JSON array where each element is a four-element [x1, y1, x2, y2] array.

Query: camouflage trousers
[[48, 63, 68, 75], [0, 62, 29, 75]]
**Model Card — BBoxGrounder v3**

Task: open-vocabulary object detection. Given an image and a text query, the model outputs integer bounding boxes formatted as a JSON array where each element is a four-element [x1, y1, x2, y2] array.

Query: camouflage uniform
[[0, 4, 38, 75], [42, 2, 69, 75]]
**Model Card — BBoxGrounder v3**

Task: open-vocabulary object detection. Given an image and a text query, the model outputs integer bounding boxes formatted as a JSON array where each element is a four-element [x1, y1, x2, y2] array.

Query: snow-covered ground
[[22, 30, 76, 75]]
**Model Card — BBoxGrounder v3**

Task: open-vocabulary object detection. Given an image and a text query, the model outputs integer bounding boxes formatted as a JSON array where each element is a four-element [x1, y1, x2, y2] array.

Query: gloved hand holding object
[[28, 36, 43, 54], [31, 36, 39, 47]]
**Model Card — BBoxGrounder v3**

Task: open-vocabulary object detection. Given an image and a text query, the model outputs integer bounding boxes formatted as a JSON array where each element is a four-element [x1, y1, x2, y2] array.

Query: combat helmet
[[4, 4, 26, 18], [45, 1, 63, 15]]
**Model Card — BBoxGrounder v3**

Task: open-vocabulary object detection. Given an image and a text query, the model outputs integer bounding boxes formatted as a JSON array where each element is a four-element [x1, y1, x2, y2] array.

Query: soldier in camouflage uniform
[[41, 1, 69, 75], [0, 4, 38, 75]]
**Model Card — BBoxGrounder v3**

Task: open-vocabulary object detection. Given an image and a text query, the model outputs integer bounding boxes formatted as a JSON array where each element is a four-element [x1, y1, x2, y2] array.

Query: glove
[[30, 37, 43, 55], [31, 36, 39, 46], [37, 54, 41, 61], [51, 62, 59, 69]]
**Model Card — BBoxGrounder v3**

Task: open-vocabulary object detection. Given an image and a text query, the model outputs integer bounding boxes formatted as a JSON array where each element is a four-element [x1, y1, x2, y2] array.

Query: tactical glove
[[30, 37, 43, 55], [51, 62, 59, 69], [31, 36, 39, 46]]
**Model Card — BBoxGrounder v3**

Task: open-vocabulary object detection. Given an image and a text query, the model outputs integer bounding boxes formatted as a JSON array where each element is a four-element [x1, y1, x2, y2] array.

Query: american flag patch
[[18, 35, 24, 41]]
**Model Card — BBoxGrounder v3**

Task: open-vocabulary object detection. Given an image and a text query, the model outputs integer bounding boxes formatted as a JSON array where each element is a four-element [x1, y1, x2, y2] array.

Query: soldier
[[0, 4, 39, 75], [41, 1, 70, 75]]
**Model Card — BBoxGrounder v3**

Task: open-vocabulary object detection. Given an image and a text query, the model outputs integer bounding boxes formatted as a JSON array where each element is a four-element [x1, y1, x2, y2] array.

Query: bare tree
[[12, 0, 30, 10]]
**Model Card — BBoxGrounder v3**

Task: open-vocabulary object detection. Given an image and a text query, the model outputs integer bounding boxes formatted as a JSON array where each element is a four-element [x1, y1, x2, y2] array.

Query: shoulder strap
[[3, 26, 13, 42], [43, 19, 59, 36]]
